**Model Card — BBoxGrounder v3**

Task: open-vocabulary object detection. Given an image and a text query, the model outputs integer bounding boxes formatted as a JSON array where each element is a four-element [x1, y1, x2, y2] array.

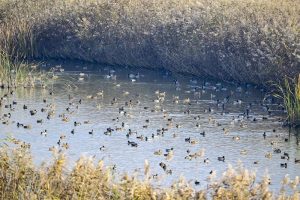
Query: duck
[[23, 124, 32, 129], [273, 148, 281, 154], [240, 149, 248, 155], [185, 137, 191, 142], [60, 135, 66, 139], [165, 148, 173, 152], [190, 139, 198, 145], [99, 146, 106, 151], [40, 130, 47, 136], [283, 152, 290, 160], [159, 162, 167, 171], [128, 141, 138, 147], [74, 121, 81, 126], [17, 122, 23, 127], [200, 131, 205, 137], [218, 156, 225, 162], [30, 110, 37, 116], [295, 158, 300, 164], [204, 158, 210, 164], [280, 163, 287, 168], [232, 136, 240, 141], [154, 150, 162, 155]]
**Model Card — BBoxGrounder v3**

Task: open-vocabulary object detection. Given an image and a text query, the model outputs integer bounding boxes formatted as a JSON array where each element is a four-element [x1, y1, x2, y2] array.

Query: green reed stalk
[[273, 74, 300, 127]]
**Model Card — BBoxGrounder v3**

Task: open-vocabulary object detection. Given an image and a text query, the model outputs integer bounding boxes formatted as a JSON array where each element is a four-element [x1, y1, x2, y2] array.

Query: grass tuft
[[272, 74, 300, 127]]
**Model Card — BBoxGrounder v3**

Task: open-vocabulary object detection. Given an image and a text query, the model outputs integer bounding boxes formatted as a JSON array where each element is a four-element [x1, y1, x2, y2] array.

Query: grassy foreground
[[0, 0, 299, 84], [0, 141, 299, 200]]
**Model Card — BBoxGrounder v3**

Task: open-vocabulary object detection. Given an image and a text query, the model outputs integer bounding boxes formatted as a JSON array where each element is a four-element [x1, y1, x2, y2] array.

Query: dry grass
[[0, 0, 299, 84], [0, 139, 299, 200]]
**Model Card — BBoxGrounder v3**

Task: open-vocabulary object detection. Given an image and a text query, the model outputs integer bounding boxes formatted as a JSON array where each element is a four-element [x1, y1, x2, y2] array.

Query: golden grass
[[0, 139, 299, 200], [0, 0, 299, 84]]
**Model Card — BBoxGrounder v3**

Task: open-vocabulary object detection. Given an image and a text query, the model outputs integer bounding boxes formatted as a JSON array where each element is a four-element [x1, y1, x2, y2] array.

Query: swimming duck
[[154, 150, 162, 155], [30, 110, 37, 116], [159, 162, 167, 171], [218, 156, 225, 162], [280, 163, 287, 168], [40, 130, 47, 136], [232, 136, 240, 141], [240, 149, 248, 155], [273, 148, 281, 154], [128, 141, 138, 147], [23, 124, 32, 129], [185, 137, 191, 142], [99, 146, 106, 151], [200, 131, 205, 137], [74, 121, 81, 126]]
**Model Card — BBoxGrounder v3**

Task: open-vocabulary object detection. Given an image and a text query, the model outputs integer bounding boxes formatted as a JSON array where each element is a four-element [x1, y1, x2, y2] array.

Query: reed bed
[[0, 140, 299, 200], [0, 50, 33, 88], [0, 0, 299, 84], [273, 74, 300, 127], [0, 50, 51, 88]]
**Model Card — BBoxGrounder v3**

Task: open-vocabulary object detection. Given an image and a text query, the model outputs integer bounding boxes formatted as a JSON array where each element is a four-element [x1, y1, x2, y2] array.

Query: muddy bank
[[0, 0, 299, 85]]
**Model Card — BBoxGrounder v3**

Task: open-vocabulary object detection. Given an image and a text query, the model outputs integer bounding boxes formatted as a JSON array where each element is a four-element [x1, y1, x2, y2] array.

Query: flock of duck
[[0, 64, 299, 188]]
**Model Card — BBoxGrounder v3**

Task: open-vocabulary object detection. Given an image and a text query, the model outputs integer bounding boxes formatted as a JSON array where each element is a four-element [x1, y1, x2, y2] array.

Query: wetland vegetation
[[0, 0, 299, 199], [0, 0, 299, 84]]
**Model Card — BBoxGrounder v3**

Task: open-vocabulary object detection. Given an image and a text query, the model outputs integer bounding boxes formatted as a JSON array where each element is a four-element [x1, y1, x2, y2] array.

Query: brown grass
[[0, 139, 299, 200], [0, 0, 299, 84]]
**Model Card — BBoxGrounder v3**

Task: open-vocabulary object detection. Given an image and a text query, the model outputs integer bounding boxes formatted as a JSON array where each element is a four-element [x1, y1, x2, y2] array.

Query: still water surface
[[0, 63, 299, 193]]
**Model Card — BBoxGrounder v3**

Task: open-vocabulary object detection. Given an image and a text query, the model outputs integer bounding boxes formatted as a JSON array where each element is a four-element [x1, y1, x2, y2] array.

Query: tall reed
[[273, 74, 300, 127], [0, 50, 50, 88]]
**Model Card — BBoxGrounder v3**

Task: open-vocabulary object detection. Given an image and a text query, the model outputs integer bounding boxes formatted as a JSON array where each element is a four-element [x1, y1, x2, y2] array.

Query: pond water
[[0, 62, 299, 193]]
